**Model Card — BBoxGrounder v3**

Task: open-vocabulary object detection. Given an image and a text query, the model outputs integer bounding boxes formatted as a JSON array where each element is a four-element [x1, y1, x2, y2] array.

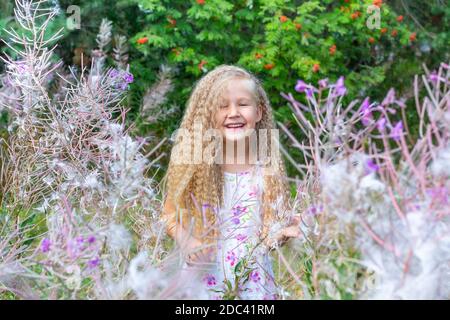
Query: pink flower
[[263, 293, 278, 300], [203, 274, 217, 286], [232, 205, 248, 216], [236, 234, 247, 242], [248, 185, 259, 197], [226, 251, 237, 266]]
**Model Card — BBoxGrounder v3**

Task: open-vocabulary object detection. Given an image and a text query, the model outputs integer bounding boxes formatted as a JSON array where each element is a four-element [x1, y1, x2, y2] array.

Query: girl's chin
[[223, 135, 246, 142], [222, 128, 253, 141]]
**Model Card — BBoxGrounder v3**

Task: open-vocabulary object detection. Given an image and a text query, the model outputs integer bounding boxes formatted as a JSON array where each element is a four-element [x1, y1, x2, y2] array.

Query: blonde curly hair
[[161, 64, 291, 246]]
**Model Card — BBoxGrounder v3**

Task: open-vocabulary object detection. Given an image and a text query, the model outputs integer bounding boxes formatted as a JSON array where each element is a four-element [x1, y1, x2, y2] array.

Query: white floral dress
[[202, 167, 279, 300]]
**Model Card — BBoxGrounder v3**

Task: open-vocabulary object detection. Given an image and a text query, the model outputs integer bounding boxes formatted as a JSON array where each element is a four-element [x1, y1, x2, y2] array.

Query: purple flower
[[305, 88, 314, 99], [366, 159, 379, 173], [203, 274, 217, 286], [41, 238, 51, 253], [232, 205, 247, 216], [295, 80, 309, 93], [249, 270, 261, 283], [390, 121, 403, 141], [307, 205, 323, 216], [88, 235, 96, 244], [231, 217, 240, 224], [118, 82, 128, 90], [376, 117, 387, 132], [76, 236, 84, 244], [88, 257, 100, 269], [429, 71, 439, 83], [426, 187, 448, 205], [318, 78, 328, 88], [109, 69, 119, 78], [334, 76, 347, 97], [382, 88, 396, 107], [15, 61, 27, 74], [236, 234, 247, 242], [360, 97, 373, 126], [123, 72, 134, 84], [295, 80, 318, 97], [263, 293, 278, 300], [111, 70, 134, 90]]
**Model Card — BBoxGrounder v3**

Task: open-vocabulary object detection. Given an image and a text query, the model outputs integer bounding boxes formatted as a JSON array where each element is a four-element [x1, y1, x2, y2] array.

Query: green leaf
[[234, 260, 244, 274]]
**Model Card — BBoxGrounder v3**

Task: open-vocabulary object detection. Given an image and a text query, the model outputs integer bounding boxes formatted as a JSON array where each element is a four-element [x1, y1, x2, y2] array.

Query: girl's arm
[[161, 199, 192, 244], [161, 199, 212, 263]]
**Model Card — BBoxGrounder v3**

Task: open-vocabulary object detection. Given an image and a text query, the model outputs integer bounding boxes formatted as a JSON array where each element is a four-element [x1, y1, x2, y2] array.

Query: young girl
[[161, 65, 300, 300]]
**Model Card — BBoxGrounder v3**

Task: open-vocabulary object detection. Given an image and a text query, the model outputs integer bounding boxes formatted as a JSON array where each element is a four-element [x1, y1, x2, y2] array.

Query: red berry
[[280, 15, 288, 23], [397, 15, 403, 22], [380, 27, 388, 34], [197, 0, 205, 4], [295, 23, 302, 30], [137, 37, 148, 44], [198, 59, 207, 70], [369, 37, 375, 44], [264, 63, 275, 70], [255, 53, 263, 59], [409, 32, 417, 42], [373, 0, 382, 8], [391, 29, 398, 37], [312, 63, 320, 73], [167, 17, 176, 26], [329, 44, 336, 55]]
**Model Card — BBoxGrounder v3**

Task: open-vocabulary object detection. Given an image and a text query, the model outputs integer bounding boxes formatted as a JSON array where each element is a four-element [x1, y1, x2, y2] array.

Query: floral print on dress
[[204, 166, 279, 300], [225, 250, 237, 267], [203, 274, 217, 286], [249, 270, 261, 283]]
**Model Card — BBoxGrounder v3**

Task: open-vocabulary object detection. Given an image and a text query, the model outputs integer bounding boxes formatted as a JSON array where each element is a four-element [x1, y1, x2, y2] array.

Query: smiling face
[[214, 78, 262, 142]]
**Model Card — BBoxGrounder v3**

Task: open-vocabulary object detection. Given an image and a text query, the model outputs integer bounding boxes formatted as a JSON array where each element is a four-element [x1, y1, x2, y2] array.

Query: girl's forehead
[[220, 78, 256, 101]]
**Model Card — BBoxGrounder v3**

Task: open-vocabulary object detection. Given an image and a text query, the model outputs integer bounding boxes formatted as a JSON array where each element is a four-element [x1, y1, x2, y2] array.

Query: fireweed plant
[[0, 0, 209, 299], [278, 63, 450, 299]]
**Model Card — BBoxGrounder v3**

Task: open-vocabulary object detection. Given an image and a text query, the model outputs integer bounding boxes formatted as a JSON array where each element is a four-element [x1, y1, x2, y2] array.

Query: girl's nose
[[228, 103, 240, 117]]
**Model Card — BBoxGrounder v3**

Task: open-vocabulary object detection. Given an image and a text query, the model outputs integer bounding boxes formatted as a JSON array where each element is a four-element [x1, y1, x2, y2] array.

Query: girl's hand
[[183, 237, 215, 266], [269, 215, 302, 248]]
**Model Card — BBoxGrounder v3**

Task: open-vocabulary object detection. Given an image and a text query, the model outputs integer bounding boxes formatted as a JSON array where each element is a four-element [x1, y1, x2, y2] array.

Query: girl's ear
[[256, 106, 263, 123]]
